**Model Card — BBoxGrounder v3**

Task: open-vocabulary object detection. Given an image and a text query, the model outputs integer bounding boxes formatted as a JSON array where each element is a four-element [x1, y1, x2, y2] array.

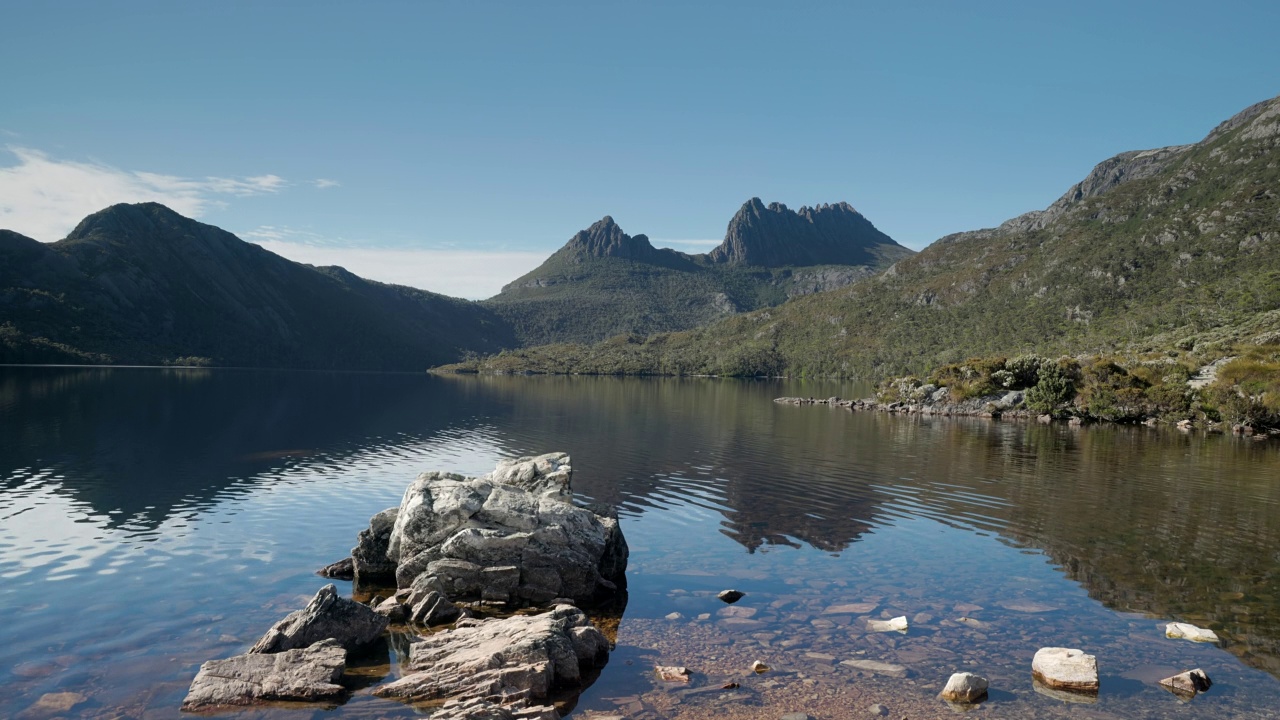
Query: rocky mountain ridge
[[0, 203, 516, 369], [484, 198, 911, 345]]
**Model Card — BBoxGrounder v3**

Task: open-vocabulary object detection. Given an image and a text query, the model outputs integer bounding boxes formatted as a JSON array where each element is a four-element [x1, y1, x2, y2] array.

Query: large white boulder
[[1031, 647, 1098, 693]]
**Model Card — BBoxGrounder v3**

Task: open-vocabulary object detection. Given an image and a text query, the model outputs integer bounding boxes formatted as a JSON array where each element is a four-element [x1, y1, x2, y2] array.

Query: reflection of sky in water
[[2, 368, 1280, 718]]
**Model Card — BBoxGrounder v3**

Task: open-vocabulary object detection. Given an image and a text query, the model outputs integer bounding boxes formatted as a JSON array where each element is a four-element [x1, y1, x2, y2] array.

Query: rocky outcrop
[[561, 217, 664, 262], [352, 507, 399, 586], [249, 584, 388, 655], [385, 452, 628, 606], [181, 639, 347, 711], [372, 605, 608, 707], [1031, 647, 1099, 693], [709, 199, 905, 267]]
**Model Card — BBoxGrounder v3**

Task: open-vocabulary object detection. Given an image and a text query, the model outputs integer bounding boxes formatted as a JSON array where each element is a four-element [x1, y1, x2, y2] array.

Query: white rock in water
[[1166, 622, 1220, 643], [1031, 647, 1099, 692], [939, 671, 989, 703], [867, 615, 908, 633]]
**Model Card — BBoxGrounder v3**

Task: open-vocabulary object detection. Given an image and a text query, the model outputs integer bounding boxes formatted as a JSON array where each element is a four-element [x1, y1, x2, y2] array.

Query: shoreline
[[774, 395, 1280, 440]]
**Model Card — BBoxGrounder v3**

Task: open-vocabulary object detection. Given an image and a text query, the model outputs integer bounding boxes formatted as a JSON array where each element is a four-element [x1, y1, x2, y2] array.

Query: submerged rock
[[940, 672, 988, 703], [373, 604, 607, 707], [1031, 647, 1099, 693], [431, 696, 560, 720], [249, 584, 388, 655], [182, 639, 346, 711], [1166, 621, 1220, 643], [867, 615, 908, 633], [657, 665, 692, 682], [1159, 668, 1212, 699], [385, 453, 628, 606], [840, 659, 908, 678]]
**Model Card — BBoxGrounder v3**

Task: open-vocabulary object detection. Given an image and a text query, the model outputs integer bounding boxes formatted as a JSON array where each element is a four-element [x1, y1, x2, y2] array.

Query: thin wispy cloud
[[312, 178, 341, 189], [0, 147, 286, 241], [246, 227, 545, 300]]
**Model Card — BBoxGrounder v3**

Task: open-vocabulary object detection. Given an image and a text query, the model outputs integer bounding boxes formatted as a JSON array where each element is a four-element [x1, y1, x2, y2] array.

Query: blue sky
[[2, 1, 1277, 298]]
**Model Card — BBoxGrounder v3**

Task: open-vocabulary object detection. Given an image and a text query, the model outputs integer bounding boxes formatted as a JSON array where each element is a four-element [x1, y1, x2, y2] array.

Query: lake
[[2, 367, 1280, 719]]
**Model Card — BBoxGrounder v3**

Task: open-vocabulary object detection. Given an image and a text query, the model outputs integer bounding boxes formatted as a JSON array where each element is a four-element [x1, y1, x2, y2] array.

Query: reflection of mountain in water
[[855, 415, 1280, 680], [0, 368, 489, 527], [8, 369, 1280, 680], [441, 375, 884, 553]]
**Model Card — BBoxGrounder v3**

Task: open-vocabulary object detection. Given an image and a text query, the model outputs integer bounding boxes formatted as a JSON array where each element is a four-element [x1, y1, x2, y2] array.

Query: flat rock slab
[[182, 640, 347, 711], [867, 616, 908, 633], [840, 659, 908, 678], [250, 584, 387, 655], [997, 600, 1058, 613], [1166, 622, 1220, 643], [823, 602, 877, 615], [1032, 647, 1099, 693], [373, 605, 607, 707]]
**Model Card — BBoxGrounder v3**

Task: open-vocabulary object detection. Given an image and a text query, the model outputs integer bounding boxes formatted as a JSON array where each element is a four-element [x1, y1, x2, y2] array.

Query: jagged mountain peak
[[709, 198, 903, 267], [562, 215, 657, 260]]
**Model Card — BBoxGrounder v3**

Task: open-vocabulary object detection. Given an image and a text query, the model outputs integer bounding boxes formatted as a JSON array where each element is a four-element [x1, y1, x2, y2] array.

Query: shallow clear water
[[2, 367, 1280, 718]]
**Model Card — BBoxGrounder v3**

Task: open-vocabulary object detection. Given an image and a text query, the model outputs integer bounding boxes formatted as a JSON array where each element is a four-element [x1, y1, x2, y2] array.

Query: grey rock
[[402, 574, 461, 626], [781, 714, 814, 720], [182, 639, 346, 710], [352, 507, 399, 586], [718, 589, 745, 603], [867, 704, 889, 716], [386, 454, 627, 605], [940, 671, 988, 703], [1159, 668, 1212, 699], [372, 597, 408, 624], [373, 604, 607, 708], [317, 556, 354, 580], [249, 584, 388, 655], [431, 696, 560, 720], [1031, 647, 1098, 693]]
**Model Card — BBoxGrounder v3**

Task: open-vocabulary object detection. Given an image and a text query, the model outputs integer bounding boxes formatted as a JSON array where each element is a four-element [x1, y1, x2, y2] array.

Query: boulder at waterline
[[372, 604, 608, 707], [182, 639, 346, 711], [384, 452, 628, 606], [1031, 647, 1099, 693], [351, 507, 399, 586], [1159, 668, 1212, 699], [1166, 621, 1220, 643], [317, 556, 354, 580], [249, 584, 388, 655], [939, 671, 988, 703]]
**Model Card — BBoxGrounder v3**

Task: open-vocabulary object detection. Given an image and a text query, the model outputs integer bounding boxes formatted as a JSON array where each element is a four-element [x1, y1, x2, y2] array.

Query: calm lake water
[[3, 367, 1280, 719]]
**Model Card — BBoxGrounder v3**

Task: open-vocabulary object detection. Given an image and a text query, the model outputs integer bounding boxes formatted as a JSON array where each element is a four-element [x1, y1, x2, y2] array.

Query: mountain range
[[0, 197, 905, 369], [0, 204, 514, 370], [5, 93, 1279, 376], [449, 92, 1280, 377], [482, 199, 911, 345]]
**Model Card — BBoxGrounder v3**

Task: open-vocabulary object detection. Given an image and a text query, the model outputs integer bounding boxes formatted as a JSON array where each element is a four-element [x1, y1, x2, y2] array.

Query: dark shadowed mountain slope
[[483, 201, 912, 346], [0, 203, 515, 369], [448, 93, 1280, 378]]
